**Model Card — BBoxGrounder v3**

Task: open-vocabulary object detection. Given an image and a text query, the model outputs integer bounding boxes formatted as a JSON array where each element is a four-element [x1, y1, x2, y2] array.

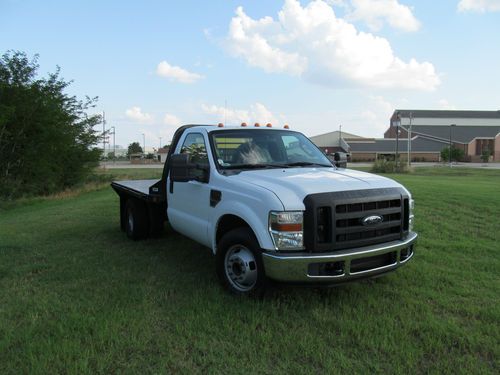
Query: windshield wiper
[[224, 163, 290, 170], [285, 161, 332, 167]]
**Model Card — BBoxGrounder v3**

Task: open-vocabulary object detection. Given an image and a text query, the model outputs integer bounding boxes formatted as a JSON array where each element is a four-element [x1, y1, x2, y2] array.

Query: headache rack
[[303, 188, 410, 252]]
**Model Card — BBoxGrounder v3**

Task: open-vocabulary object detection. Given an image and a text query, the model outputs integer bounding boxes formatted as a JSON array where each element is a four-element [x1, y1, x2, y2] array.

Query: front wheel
[[216, 228, 267, 296]]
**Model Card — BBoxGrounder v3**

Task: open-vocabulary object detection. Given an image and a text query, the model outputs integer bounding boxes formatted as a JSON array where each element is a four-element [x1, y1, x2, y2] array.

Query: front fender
[[210, 197, 283, 254]]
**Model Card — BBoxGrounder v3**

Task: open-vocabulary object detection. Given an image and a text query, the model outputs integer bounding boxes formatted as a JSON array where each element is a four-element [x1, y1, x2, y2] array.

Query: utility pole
[[102, 111, 106, 169], [394, 112, 400, 167], [408, 112, 413, 167], [159, 137, 162, 150], [142, 133, 145, 156], [449, 124, 456, 167], [110, 126, 115, 164], [339, 124, 342, 149]]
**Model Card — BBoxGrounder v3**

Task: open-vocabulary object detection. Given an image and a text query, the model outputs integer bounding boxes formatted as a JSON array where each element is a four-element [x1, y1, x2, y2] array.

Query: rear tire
[[125, 199, 149, 240], [216, 228, 267, 296]]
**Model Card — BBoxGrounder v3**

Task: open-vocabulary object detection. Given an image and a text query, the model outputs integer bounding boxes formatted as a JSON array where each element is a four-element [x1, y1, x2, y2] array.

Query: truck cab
[[112, 124, 417, 295]]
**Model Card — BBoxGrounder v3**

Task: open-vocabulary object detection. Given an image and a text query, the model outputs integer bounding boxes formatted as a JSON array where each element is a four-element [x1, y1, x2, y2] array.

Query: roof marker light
[[254, 123, 260, 127], [266, 123, 272, 128], [241, 122, 247, 127], [284, 124, 290, 129], [217, 123, 224, 127]]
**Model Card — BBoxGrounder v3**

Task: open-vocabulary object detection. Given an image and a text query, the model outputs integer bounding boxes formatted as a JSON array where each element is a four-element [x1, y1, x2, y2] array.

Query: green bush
[[371, 159, 410, 174], [0, 51, 101, 200], [441, 147, 465, 162], [480, 149, 492, 163]]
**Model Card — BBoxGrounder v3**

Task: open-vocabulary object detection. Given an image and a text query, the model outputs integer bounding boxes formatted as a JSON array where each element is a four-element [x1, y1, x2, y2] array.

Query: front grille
[[303, 188, 409, 252]]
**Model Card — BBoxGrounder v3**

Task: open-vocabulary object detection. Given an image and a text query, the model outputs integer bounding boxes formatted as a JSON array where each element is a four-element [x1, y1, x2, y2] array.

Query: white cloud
[[458, 0, 500, 12], [224, 0, 439, 90], [226, 7, 307, 76], [163, 113, 182, 127], [347, 0, 420, 32], [156, 61, 204, 84], [359, 95, 395, 134], [437, 99, 457, 110], [125, 107, 153, 124], [201, 102, 280, 125]]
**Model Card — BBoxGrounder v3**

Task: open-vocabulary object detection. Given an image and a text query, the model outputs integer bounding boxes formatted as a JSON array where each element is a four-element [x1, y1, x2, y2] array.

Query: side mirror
[[333, 152, 347, 168], [170, 154, 210, 183]]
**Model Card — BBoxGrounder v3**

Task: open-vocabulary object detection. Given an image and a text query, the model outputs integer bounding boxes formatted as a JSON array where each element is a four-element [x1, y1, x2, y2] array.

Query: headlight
[[409, 199, 414, 231], [269, 211, 304, 251]]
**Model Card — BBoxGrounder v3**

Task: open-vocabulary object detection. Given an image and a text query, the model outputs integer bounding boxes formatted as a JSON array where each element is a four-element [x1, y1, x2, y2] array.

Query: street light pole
[[394, 112, 401, 166], [408, 112, 413, 167], [449, 124, 456, 167], [159, 137, 162, 150]]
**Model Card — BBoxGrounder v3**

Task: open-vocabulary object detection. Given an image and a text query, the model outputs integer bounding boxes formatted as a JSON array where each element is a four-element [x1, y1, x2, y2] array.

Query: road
[[100, 161, 500, 170]]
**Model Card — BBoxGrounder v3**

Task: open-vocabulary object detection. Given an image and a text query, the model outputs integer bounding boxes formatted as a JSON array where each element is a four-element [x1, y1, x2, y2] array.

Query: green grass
[[0, 167, 499, 374]]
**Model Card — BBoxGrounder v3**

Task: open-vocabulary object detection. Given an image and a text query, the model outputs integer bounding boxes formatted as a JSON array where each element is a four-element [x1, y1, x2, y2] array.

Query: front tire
[[216, 228, 267, 296]]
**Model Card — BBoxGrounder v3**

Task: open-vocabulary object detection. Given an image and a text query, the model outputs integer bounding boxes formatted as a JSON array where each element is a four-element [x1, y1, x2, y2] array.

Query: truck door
[[167, 132, 211, 247]]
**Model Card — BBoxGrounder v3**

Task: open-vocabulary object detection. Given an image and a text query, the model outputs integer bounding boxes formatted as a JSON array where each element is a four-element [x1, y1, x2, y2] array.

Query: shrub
[[371, 159, 410, 174], [480, 149, 492, 163], [441, 147, 465, 162]]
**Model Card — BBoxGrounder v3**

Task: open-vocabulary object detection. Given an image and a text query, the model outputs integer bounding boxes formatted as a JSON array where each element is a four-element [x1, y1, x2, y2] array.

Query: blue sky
[[2, 0, 500, 150]]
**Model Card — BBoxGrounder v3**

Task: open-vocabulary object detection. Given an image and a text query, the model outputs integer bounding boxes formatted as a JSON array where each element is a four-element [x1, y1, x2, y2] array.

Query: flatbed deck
[[111, 179, 162, 201]]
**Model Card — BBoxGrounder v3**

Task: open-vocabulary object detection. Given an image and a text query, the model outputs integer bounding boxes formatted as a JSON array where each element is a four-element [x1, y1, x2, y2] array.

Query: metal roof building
[[309, 110, 500, 162]]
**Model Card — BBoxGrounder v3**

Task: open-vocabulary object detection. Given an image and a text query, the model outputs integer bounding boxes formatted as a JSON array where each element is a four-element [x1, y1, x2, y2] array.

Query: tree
[[441, 146, 465, 162], [127, 142, 143, 157], [0, 51, 101, 199]]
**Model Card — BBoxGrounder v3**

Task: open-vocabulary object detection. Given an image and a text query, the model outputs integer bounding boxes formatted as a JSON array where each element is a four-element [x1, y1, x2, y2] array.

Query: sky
[[2, 0, 500, 150]]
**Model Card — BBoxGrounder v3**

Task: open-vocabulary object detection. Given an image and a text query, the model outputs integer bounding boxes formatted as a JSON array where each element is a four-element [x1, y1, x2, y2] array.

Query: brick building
[[310, 110, 500, 162]]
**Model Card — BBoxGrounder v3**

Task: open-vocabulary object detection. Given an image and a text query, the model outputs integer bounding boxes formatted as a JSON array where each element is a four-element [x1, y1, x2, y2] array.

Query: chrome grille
[[303, 188, 409, 252]]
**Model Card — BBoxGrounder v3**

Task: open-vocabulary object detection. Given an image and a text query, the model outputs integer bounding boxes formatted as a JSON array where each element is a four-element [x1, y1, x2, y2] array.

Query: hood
[[235, 167, 404, 210]]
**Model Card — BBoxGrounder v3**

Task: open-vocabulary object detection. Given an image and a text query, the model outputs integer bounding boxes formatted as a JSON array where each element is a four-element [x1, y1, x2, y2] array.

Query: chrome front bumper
[[262, 232, 417, 283]]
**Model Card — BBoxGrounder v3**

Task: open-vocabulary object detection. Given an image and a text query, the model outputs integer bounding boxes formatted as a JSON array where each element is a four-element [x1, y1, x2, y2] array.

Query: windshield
[[211, 129, 332, 169]]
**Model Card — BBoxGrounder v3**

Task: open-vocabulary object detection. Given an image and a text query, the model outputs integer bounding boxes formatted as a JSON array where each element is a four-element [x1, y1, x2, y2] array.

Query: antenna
[[224, 99, 227, 125]]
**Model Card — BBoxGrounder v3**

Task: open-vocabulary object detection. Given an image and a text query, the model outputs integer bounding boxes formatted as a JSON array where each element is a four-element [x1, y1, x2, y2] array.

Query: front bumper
[[262, 232, 417, 283]]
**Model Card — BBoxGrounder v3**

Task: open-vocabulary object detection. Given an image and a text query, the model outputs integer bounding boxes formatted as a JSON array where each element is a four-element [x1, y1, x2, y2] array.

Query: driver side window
[[180, 133, 208, 165]]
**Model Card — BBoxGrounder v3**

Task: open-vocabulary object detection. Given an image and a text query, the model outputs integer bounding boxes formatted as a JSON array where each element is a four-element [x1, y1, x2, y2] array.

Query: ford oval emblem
[[362, 215, 383, 226]]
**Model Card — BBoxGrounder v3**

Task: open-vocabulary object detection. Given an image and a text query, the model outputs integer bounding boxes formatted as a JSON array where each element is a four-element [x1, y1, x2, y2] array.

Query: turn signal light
[[271, 223, 302, 231]]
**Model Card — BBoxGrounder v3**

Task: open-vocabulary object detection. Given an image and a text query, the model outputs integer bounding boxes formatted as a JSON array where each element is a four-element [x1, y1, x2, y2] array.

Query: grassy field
[[0, 167, 499, 374]]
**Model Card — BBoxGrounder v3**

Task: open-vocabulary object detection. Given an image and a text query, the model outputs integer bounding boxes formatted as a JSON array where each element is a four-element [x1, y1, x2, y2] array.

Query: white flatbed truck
[[111, 124, 417, 295]]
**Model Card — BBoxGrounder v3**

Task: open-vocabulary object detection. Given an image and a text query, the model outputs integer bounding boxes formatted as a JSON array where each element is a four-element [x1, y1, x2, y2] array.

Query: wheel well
[[216, 215, 253, 245]]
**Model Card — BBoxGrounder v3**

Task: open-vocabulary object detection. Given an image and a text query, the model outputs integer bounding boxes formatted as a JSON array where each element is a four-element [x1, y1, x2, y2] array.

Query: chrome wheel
[[224, 244, 258, 292]]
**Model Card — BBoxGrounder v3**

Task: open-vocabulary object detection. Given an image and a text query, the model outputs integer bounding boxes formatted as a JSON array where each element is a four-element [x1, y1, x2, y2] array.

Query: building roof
[[393, 109, 500, 119], [309, 130, 362, 148], [348, 136, 446, 153], [408, 125, 500, 144]]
